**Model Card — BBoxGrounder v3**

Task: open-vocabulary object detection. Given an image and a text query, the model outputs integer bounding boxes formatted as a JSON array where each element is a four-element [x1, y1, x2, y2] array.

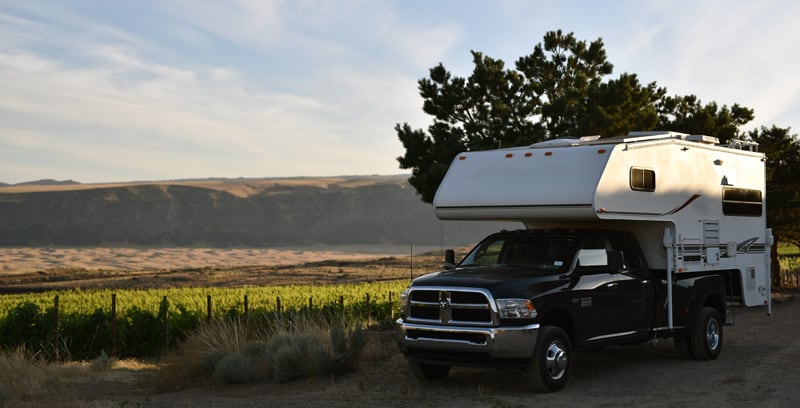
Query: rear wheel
[[407, 360, 450, 381], [527, 326, 571, 392], [688, 307, 723, 360]]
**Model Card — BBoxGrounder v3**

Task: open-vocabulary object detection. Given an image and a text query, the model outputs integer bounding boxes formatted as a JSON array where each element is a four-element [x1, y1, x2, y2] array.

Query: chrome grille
[[407, 287, 494, 326]]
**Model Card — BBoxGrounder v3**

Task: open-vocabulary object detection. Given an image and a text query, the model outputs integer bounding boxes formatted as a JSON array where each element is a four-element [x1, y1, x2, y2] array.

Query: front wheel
[[688, 307, 723, 360], [407, 360, 450, 381], [527, 326, 572, 392]]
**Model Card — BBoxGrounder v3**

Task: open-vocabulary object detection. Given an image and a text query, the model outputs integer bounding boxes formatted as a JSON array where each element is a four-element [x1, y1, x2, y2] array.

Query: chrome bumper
[[395, 319, 540, 359]]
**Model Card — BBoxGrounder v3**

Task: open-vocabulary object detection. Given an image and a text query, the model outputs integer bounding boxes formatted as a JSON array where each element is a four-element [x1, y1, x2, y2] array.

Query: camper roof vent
[[531, 138, 579, 148], [686, 134, 720, 145], [725, 139, 760, 152], [530, 135, 601, 148]]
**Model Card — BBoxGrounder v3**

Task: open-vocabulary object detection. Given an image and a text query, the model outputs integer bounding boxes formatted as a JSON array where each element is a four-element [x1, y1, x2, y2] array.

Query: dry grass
[[0, 348, 63, 406], [0, 347, 160, 407], [146, 313, 370, 391]]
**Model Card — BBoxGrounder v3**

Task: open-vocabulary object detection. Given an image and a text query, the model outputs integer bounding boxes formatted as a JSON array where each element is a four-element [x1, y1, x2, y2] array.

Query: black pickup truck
[[395, 229, 728, 392]]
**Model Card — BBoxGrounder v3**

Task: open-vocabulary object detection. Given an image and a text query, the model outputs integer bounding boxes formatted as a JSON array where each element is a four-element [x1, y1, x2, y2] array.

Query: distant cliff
[[0, 176, 513, 247]]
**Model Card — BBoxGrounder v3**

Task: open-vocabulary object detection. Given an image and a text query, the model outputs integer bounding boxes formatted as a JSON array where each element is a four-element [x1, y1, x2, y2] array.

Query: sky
[[1, 0, 799, 184]]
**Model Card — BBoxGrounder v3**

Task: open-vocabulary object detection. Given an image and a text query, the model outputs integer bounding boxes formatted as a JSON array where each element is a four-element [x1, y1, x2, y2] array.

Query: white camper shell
[[434, 131, 772, 309]]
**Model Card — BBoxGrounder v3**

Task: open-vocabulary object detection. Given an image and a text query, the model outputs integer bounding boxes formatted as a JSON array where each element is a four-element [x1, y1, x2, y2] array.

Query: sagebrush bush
[[212, 352, 260, 385], [157, 313, 371, 388], [266, 333, 326, 383], [201, 349, 226, 375]]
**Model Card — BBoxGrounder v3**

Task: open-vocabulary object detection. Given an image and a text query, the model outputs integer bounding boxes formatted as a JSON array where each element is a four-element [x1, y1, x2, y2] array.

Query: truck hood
[[410, 265, 566, 298]]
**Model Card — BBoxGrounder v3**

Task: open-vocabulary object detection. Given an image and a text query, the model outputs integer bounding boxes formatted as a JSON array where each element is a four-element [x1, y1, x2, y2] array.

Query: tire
[[673, 335, 694, 359], [407, 360, 450, 381], [688, 307, 723, 360], [527, 326, 572, 392]]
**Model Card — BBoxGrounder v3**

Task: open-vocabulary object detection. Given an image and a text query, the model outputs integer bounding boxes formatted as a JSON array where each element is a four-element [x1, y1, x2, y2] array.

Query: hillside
[[0, 176, 514, 247]]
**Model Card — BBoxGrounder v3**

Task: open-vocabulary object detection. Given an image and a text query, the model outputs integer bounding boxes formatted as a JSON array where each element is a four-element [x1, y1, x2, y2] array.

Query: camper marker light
[[714, 159, 723, 165], [506, 153, 513, 158], [525, 152, 532, 157], [496, 298, 537, 318], [459, 156, 466, 160], [598, 149, 606, 154], [544, 151, 553, 156]]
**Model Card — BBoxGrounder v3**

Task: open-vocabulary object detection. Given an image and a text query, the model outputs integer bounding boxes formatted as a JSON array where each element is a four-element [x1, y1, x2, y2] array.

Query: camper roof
[[530, 131, 720, 149]]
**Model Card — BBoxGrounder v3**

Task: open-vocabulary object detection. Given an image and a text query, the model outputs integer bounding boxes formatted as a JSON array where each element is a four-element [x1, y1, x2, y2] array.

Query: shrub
[[212, 352, 259, 385], [266, 333, 326, 383], [329, 322, 367, 374], [201, 349, 226, 375]]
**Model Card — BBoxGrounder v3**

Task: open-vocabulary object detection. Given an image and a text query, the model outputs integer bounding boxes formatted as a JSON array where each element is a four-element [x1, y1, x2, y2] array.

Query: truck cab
[[396, 228, 727, 391]]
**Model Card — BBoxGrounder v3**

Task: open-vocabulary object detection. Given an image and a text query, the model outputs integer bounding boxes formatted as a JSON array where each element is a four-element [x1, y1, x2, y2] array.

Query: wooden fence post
[[162, 296, 169, 352], [207, 295, 212, 322], [365, 293, 370, 319], [111, 293, 117, 357], [389, 291, 394, 320], [54, 295, 60, 363], [244, 294, 249, 320], [276, 296, 282, 317]]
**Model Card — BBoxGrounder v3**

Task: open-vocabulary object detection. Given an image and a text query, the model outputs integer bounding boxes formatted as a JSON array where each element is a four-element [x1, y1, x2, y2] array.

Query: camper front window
[[630, 167, 656, 192]]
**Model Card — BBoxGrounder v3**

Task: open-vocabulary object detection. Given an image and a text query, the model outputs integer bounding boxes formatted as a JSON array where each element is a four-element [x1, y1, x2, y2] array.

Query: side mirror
[[444, 249, 457, 270], [607, 250, 624, 272]]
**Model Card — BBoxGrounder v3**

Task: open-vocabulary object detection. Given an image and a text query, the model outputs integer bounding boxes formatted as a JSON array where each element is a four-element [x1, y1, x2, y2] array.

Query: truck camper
[[396, 131, 772, 392]]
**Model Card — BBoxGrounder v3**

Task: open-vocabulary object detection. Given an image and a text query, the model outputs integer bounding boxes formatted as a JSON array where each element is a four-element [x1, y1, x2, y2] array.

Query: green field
[[0, 280, 409, 360]]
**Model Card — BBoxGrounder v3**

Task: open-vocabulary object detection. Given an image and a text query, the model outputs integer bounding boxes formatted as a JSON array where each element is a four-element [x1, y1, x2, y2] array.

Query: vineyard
[[0, 280, 408, 360]]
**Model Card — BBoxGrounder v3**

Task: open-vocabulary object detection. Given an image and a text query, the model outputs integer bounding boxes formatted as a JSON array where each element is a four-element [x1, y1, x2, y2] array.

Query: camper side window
[[630, 167, 656, 192], [722, 188, 763, 216]]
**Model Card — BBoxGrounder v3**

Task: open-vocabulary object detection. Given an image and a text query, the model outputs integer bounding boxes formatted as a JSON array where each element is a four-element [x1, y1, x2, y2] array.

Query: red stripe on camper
[[665, 194, 701, 215]]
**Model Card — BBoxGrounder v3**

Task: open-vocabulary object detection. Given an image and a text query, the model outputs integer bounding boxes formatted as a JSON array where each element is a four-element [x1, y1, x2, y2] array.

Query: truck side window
[[577, 237, 608, 267], [609, 234, 649, 277]]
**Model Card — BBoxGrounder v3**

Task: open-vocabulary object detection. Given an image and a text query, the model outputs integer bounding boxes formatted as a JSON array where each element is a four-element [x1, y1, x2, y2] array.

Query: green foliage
[[750, 126, 800, 247], [0, 281, 406, 360], [397, 29, 759, 203]]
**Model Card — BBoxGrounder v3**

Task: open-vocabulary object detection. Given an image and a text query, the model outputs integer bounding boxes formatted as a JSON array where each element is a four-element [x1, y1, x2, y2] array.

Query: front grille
[[407, 288, 494, 325], [405, 329, 487, 344]]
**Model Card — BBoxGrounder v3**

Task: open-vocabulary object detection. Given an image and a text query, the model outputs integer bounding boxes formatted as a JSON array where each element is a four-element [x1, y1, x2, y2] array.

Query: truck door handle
[[606, 282, 618, 288]]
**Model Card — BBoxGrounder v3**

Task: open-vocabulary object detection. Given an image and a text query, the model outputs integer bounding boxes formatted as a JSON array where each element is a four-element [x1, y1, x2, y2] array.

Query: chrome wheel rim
[[706, 319, 720, 350], [544, 340, 568, 380]]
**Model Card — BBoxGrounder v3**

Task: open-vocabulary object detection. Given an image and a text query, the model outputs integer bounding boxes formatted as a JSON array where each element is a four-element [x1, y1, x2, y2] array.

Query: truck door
[[571, 236, 650, 342]]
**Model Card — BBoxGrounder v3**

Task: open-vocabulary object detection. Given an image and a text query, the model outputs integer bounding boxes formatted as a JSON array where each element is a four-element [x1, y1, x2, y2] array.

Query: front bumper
[[395, 318, 539, 360]]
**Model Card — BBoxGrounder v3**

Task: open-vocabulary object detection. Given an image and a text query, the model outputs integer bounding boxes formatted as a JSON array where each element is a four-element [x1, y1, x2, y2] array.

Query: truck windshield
[[460, 235, 575, 274]]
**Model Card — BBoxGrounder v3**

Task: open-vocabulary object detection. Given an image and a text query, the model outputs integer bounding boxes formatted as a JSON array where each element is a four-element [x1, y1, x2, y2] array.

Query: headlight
[[400, 288, 410, 309], [496, 298, 537, 319]]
